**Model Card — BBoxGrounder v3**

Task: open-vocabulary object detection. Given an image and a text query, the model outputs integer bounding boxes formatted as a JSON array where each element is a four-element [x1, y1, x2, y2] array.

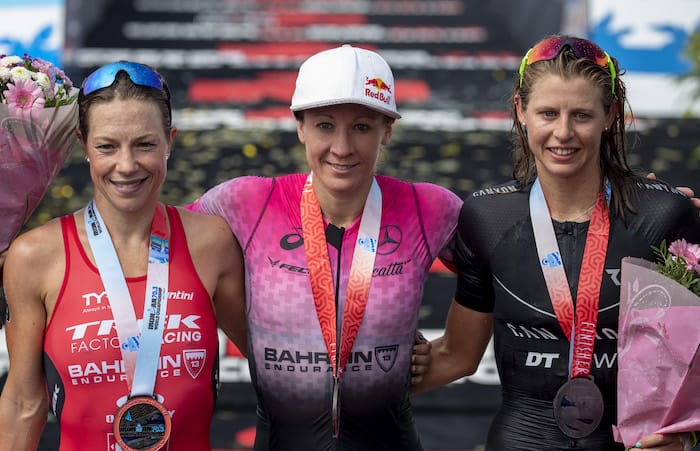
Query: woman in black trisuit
[[413, 35, 700, 451]]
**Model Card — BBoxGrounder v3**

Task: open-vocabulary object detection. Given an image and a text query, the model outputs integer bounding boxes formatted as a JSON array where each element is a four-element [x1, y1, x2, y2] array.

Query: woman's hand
[[410, 330, 431, 385], [630, 432, 697, 451]]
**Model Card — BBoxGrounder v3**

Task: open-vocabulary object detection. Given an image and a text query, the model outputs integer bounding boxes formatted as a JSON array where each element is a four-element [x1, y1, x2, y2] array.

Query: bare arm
[[411, 300, 493, 395], [210, 218, 247, 357], [0, 233, 51, 449], [181, 208, 248, 357]]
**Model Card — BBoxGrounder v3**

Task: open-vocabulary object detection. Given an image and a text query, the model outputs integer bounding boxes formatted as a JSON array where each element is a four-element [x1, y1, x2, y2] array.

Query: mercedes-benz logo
[[377, 225, 401, 255]]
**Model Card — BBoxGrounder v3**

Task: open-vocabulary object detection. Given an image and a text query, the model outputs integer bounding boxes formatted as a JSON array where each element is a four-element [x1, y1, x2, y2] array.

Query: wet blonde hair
[[511, 38, 642, 217]]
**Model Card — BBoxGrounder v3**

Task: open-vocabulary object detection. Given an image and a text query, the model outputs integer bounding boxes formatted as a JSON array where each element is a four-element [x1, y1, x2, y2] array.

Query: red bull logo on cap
[[365, 76, 392, 106]]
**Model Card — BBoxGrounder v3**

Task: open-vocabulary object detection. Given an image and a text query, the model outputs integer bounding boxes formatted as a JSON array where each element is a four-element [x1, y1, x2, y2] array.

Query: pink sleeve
[[414, 182, 463, 267], [187, 176, 274, 245]]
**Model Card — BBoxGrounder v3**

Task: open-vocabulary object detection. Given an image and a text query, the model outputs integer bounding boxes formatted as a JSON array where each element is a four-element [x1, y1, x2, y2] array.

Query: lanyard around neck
[[84, 200, 170, 397], [300, 173, 381, 379], [529, 179, 610, 378]]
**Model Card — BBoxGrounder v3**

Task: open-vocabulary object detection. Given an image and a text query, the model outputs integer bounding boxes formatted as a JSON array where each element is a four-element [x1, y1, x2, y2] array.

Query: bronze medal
[[114, 396, 171, 451], [553, 377, 604, 438]]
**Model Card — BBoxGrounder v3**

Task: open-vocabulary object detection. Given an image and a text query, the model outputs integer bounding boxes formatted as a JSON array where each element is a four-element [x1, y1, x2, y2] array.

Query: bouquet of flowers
[[614, 239, 700, 447], [0, 54, 78, 252]]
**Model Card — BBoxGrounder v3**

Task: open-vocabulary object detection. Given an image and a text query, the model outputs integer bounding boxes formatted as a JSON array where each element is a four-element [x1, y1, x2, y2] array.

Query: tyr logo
[[82, 291, 108, 307]]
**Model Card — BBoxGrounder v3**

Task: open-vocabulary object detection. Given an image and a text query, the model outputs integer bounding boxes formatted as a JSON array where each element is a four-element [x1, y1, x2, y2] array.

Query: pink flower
[[668, 238, 700, 273], [3, 78, 45, 109], [30, 57, 53, 74]]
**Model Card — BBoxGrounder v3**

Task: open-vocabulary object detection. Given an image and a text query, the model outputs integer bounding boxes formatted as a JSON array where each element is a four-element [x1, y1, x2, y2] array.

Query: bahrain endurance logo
[[374, 345, 398, 372], [183, 349, 206, 379]]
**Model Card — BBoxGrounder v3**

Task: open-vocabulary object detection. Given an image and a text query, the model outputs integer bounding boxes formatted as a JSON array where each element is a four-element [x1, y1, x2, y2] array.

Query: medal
[[85, 202, 173, 448], [530, 179, 611, 438], [301, 173, 381, 438], [114, 396, 172, 450], [553, 377, 605, 438]]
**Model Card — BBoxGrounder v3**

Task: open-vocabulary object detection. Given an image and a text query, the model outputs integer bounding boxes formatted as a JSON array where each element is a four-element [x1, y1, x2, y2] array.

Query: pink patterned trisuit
[[191, 173, 461, 451]]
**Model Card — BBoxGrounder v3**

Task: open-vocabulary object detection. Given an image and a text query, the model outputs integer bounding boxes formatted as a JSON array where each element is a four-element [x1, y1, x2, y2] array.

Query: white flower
[[33, 71, 51, 89], [9, 66, 32, 82], [0, 55, 22, 68], [0, 67, 10, 83]]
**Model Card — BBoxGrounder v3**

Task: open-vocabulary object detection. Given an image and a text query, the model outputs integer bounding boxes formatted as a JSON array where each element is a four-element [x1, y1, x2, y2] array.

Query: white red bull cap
[[290, 44, 401, 119]]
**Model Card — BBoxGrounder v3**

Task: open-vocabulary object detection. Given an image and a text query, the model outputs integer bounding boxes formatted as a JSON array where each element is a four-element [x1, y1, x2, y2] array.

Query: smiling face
[[516, 75, 615, 187], [82, 98, 175, 215], [297, 103, 393, 201]]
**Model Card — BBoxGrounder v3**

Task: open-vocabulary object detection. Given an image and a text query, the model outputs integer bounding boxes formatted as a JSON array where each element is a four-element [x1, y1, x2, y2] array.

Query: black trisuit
[[454, 178, 700, 450]]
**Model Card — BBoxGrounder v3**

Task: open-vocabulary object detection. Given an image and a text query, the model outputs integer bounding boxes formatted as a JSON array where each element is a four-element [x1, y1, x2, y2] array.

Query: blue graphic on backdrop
[[0, 24, 60, 66], [591, 13, 698, 74]]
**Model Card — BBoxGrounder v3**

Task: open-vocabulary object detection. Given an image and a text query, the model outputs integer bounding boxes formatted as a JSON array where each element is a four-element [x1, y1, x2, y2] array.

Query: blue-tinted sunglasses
[[82, 61, 168, 96], [81, 61, 172, 125]]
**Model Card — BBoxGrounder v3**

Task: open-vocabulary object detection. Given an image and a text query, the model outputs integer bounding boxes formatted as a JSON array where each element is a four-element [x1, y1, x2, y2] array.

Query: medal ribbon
[[84, 201, 170, 397], [300, 173, 381, 379], [530, 179, 610, 378]]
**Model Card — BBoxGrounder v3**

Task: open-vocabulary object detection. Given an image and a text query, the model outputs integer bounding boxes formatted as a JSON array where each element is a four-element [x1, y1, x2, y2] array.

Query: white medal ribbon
[[84, 200, 170, 397]]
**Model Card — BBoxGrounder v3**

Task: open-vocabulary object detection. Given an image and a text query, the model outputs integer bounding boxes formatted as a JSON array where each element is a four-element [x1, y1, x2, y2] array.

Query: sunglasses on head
[[82, 61, 169, 96], [81, 61, 172, 125], [518, 36, 617, 94]]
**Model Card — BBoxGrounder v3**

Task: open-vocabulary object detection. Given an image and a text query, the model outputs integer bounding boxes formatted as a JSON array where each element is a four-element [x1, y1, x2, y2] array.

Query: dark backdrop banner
[[9, 1, 699, 449]]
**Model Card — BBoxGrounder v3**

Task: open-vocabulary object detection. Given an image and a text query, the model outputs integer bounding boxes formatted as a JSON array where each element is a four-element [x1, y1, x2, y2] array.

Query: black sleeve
[[453, 200, 495, 312], [629, 180, 700, 246]]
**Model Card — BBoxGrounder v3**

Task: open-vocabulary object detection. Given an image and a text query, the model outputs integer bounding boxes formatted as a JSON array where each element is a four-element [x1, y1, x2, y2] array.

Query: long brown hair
[[511, 36, 641, 218]]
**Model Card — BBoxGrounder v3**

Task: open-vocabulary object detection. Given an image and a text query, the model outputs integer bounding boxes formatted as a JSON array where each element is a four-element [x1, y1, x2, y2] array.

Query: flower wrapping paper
[[0, 94, 78, 252], [614, 256, 700, 447]]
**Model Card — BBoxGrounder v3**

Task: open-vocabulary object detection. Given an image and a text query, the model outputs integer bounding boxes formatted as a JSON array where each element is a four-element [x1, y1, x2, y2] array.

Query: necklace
[[551, 200, 597, 222]]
